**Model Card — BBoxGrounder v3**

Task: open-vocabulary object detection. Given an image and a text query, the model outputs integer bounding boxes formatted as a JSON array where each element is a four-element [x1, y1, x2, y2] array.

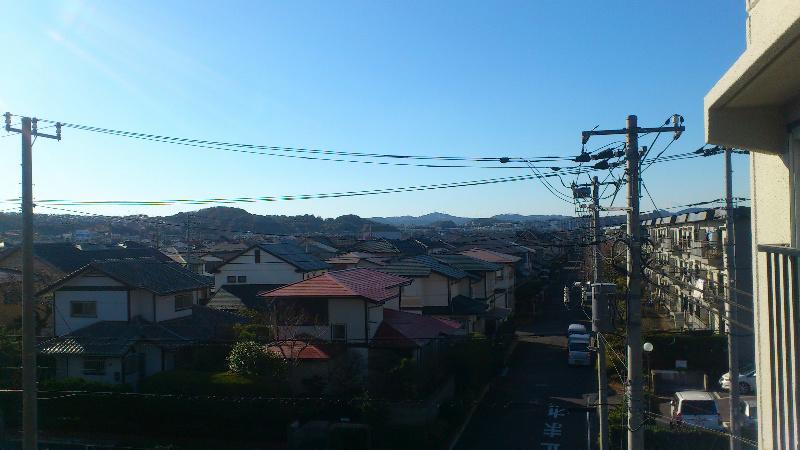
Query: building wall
[[154, 290, 196, 322], [213, 248, 322, 288], [53, 274, 127, 336], [399, 273, 450, 310], [130, 288, 154, 321], [63, 355, 124, 384], [751, 143, 798, 450], [329, 298, 368, 343]]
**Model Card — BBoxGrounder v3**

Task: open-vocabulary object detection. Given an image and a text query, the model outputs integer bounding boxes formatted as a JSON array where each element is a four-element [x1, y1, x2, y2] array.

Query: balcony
[[689, 241, 723, 264], [757, 244, 800, 444]]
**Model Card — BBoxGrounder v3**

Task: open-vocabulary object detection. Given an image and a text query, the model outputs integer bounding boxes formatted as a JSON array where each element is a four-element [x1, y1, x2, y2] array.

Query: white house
[[38, 258, 240, 385], [460, 248, 520, 311], [379, 255, 490, 333], [212, 242, 329, 289]]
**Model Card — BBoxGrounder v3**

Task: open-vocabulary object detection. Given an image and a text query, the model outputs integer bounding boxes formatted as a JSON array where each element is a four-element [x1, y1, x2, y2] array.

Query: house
[[211, 242, 330, 289], [460, 248, 521, 311], [326, 252, 388, 270], [261, 268, 412, 346], [379, 255, 489, 333], [206, 283, 283, 312], [372, 308, 463, 362], [36, 258, 243, 385], [641, 207, 753, 362], [0, 242, 174, 294], [704, 2, 800, 447], [350, 239, 402, 259], [431, 254, 502, 307]]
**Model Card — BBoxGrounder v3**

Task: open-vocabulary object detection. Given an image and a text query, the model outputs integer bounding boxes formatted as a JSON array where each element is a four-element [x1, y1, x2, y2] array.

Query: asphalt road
[[454, 273, 596, 450]]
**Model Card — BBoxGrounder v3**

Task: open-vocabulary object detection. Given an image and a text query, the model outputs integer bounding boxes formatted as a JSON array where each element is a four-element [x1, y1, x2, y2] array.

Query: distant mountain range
[[370, 208, 710, 228], [369, 212, 572, 227]]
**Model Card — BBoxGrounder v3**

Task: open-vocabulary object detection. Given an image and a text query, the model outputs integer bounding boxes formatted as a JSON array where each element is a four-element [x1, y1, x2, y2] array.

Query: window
[[227, 275, 236, 283], [254, 249, 261, 263], [83, 357, 105, 375], [70, 301, 97, 318], [495, 270, 504, 280], [331, 323, 347, 341], [175, 292, 193, 311], [237, 276, 247, 283]]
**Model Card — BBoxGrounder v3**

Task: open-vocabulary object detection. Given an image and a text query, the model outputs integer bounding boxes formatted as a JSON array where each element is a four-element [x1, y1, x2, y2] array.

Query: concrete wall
[[750, 141, 799, 450]]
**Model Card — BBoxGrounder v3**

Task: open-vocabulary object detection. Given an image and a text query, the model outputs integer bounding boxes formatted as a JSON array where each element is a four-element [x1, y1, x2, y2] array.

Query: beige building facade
[[705, 1, 800, 448]]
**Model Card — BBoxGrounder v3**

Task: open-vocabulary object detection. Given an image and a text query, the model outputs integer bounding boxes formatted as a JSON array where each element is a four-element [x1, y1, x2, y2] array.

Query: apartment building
[[642, 207, 754, 363], [705, 1, 800, 447]]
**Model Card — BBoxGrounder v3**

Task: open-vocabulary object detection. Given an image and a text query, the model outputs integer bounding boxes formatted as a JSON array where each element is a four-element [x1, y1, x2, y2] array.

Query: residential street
[[455, 273, 596, 450]]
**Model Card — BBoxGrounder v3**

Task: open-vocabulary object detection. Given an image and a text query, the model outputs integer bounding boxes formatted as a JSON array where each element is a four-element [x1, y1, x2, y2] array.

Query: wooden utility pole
[[4, 113, 61, 450], [724, 147, 741, 450], [582, 114, 684, 450]]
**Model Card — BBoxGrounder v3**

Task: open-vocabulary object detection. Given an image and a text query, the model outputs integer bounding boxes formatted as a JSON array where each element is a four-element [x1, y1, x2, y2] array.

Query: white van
[[567, 334, 592, 366], [567, 323, 588, 336], [670, 390, 723, 431]]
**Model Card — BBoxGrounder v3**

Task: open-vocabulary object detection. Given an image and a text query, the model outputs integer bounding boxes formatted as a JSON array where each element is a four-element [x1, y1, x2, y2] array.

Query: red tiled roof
[[460, 248, 521, 264], [373, 308, 463, 349], [267, 341, 330, 360], [261, 268, 411, 303]]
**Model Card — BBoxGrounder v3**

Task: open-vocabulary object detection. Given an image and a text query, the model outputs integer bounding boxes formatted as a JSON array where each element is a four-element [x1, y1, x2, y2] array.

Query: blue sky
[[0, 0, 749, 219]]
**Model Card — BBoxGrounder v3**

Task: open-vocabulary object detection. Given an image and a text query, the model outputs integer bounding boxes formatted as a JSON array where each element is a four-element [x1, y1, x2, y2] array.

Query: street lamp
[[643, 342, 654, 391]]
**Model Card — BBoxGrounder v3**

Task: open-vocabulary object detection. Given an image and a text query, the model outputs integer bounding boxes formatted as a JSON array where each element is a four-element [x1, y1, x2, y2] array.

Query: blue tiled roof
[[260, 242, 331, 272], [412, 255, 471, 279]]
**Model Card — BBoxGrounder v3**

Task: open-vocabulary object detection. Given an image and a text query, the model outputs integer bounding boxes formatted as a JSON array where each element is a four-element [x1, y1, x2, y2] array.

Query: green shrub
[[227, 340, 287, 379]]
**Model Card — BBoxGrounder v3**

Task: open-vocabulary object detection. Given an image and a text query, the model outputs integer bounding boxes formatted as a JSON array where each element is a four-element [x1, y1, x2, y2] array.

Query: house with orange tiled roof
[[261, 268, 413, 346]]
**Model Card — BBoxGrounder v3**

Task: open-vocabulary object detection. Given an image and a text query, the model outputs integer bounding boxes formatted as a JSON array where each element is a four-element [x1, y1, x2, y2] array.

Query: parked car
[[670, 390, 723, 431], [737, 398, 758, 432], [567, 323, 587, 336], [719, 367, 756, 394], [567, 333, 592, 366]]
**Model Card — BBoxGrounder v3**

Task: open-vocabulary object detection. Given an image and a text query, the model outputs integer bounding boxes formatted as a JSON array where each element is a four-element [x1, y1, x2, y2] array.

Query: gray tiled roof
[[40, 307, 246, 356], [0, 243, 173, 274], [89, 258, 212, 295], [381, 255, 471, 280], [432, 254, 502, 273]]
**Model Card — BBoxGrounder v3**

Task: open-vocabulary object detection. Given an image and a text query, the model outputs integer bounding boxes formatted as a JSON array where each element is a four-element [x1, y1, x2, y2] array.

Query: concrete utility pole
[[724, 147, 740, 450], [591, 176, 609, 450], [582, 114, 684, 450], [4, 113, 61, 450], [625, 116, 644, 450]]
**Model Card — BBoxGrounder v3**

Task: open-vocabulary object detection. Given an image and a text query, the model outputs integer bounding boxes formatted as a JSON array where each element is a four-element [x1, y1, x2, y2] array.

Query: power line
[[27, 116, 578, 166]]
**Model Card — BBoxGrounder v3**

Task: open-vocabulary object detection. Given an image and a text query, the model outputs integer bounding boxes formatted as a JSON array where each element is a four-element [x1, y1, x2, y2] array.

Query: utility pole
[[582, 114, 684, 450], [591, 176, 609, 450], [724, 147, 740, 450], [4, 113, 61, 450], [625, 116, 644, 450]]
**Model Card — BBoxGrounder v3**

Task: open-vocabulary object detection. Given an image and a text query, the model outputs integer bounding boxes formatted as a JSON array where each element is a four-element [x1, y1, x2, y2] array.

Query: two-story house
[[379, 255, 489, 333], [460, 248, 520, 311], [211, 242, 330, 290], [38, 258, 240, 385]]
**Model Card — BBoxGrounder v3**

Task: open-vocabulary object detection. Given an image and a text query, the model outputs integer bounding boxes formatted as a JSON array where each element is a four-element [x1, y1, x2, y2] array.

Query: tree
[[227, 340, 287, 380]]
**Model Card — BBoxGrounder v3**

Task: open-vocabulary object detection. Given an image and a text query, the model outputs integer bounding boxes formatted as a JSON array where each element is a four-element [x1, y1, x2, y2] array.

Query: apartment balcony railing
[[690, 241, 723, 262], [757, 244, 800, 444]]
